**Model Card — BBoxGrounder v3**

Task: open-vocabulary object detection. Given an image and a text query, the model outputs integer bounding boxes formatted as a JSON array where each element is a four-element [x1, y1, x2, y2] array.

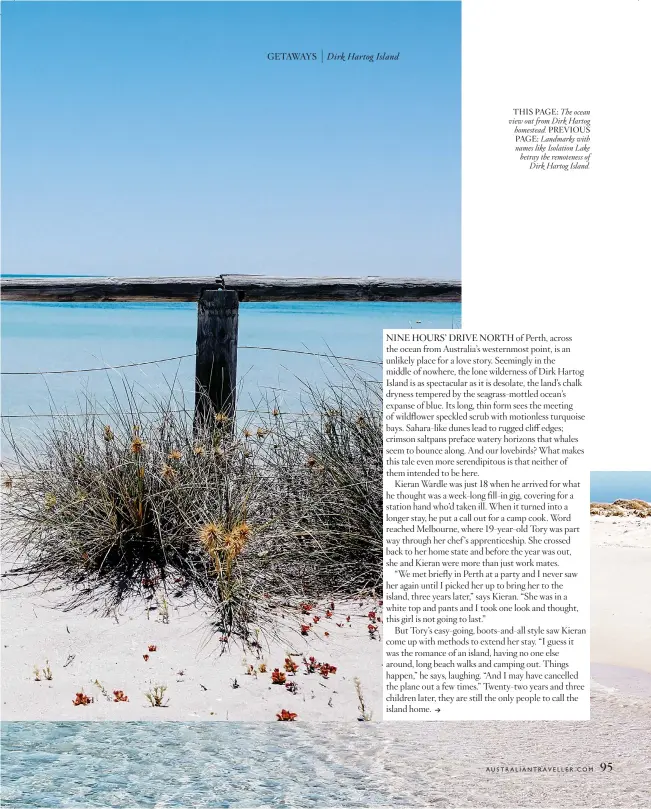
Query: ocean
[[4, 296, 649, 500], [0, 295, 460, 454]]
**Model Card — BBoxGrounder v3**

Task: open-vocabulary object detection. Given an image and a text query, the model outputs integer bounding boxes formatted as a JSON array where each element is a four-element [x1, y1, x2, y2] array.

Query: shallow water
[[1, 722, 406, 808], [4, 689, 651, 809]]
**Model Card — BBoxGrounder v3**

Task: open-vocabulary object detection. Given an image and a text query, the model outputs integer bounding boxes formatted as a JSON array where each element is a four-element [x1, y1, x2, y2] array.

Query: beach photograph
[[1, 0, 460, 743], [3, 1, 649, 808]]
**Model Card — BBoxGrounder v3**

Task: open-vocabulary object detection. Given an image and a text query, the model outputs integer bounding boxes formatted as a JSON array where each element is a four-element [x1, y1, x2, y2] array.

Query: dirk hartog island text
[[382, 332, 589, 720]]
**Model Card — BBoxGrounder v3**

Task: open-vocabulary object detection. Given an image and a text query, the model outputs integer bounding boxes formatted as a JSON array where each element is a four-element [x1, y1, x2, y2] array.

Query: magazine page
[[0, 1, 649, 808]]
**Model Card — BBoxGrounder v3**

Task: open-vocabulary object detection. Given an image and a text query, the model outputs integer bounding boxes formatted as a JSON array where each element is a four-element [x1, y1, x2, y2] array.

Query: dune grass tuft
[[2, 370, 382, 642]]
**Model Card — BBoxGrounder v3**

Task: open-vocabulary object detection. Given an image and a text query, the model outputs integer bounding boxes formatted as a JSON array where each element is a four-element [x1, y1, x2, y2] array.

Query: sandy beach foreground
[[0, 586, 382, 721], [2, 516, 650, 721], [1, 514, 649, 726]]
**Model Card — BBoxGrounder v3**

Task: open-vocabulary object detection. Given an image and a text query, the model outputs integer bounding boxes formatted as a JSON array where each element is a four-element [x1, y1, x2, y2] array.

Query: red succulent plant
[[284, 657, 299, 674], [319, 663, 337, 679], [303, 656, 319, 674], [276, 709, 297, 721], [271, 668, 287, 685]]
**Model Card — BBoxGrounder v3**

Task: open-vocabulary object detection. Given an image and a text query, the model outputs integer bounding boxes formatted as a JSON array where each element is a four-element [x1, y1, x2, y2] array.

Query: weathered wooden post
[[195, 289, 239, 427]]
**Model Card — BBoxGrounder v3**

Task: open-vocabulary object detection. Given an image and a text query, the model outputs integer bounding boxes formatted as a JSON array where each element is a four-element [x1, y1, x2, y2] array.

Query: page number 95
[[600, 763, 613, 772]]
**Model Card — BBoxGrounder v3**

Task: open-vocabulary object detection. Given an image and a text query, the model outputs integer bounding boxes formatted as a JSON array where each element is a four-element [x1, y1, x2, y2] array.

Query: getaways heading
[[267, 52, 400, 62]]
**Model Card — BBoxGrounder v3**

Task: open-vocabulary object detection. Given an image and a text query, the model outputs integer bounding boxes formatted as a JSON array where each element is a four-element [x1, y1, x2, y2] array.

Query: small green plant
[[93, 679, 112, 702], [33, 665, 41, 682], [252, 628, 263, 658], [43, 661, 53, 680], [354, 677, 373, 721], [145, 684, 169, 707], [158, 596, 170, 624]]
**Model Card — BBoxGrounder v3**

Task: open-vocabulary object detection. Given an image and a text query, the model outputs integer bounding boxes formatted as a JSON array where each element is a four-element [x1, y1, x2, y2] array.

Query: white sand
[[0, 580, 382, 721], [590, 516, 651, 676], [2, 515, 649, 726]]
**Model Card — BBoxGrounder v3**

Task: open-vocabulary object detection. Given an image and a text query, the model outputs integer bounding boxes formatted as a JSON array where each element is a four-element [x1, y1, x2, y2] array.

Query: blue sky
[[1, 1, 461, 279], [590, 472, 651, 503]]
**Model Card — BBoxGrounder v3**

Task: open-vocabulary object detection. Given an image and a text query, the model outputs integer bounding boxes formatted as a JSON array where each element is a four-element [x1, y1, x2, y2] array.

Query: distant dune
[[590, 499, 651, 517]]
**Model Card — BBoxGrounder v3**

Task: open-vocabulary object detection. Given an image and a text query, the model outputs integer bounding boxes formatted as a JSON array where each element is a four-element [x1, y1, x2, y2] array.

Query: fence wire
[[1, 345, 382, 376], [1, 343, 381, 420]]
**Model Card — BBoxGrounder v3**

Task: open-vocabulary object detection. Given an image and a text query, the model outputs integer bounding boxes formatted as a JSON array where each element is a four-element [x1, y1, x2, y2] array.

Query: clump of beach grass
[[2, 366, 382, 642], [2, 384, 273, 637], [253, 366, 382, 599]]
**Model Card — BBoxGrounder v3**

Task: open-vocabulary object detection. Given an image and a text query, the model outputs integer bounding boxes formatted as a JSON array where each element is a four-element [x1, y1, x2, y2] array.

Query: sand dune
[[590, 499, 651, 518]]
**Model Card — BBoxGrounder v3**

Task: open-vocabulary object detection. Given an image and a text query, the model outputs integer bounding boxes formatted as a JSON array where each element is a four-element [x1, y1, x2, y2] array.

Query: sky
[[590, 472, 651, 503], [1, 1, 461, 279]]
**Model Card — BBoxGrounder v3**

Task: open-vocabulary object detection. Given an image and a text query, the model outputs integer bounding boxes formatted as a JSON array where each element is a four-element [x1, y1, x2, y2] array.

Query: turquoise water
[[1, 299, 459, 452], [1, 722, 408, 808]]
